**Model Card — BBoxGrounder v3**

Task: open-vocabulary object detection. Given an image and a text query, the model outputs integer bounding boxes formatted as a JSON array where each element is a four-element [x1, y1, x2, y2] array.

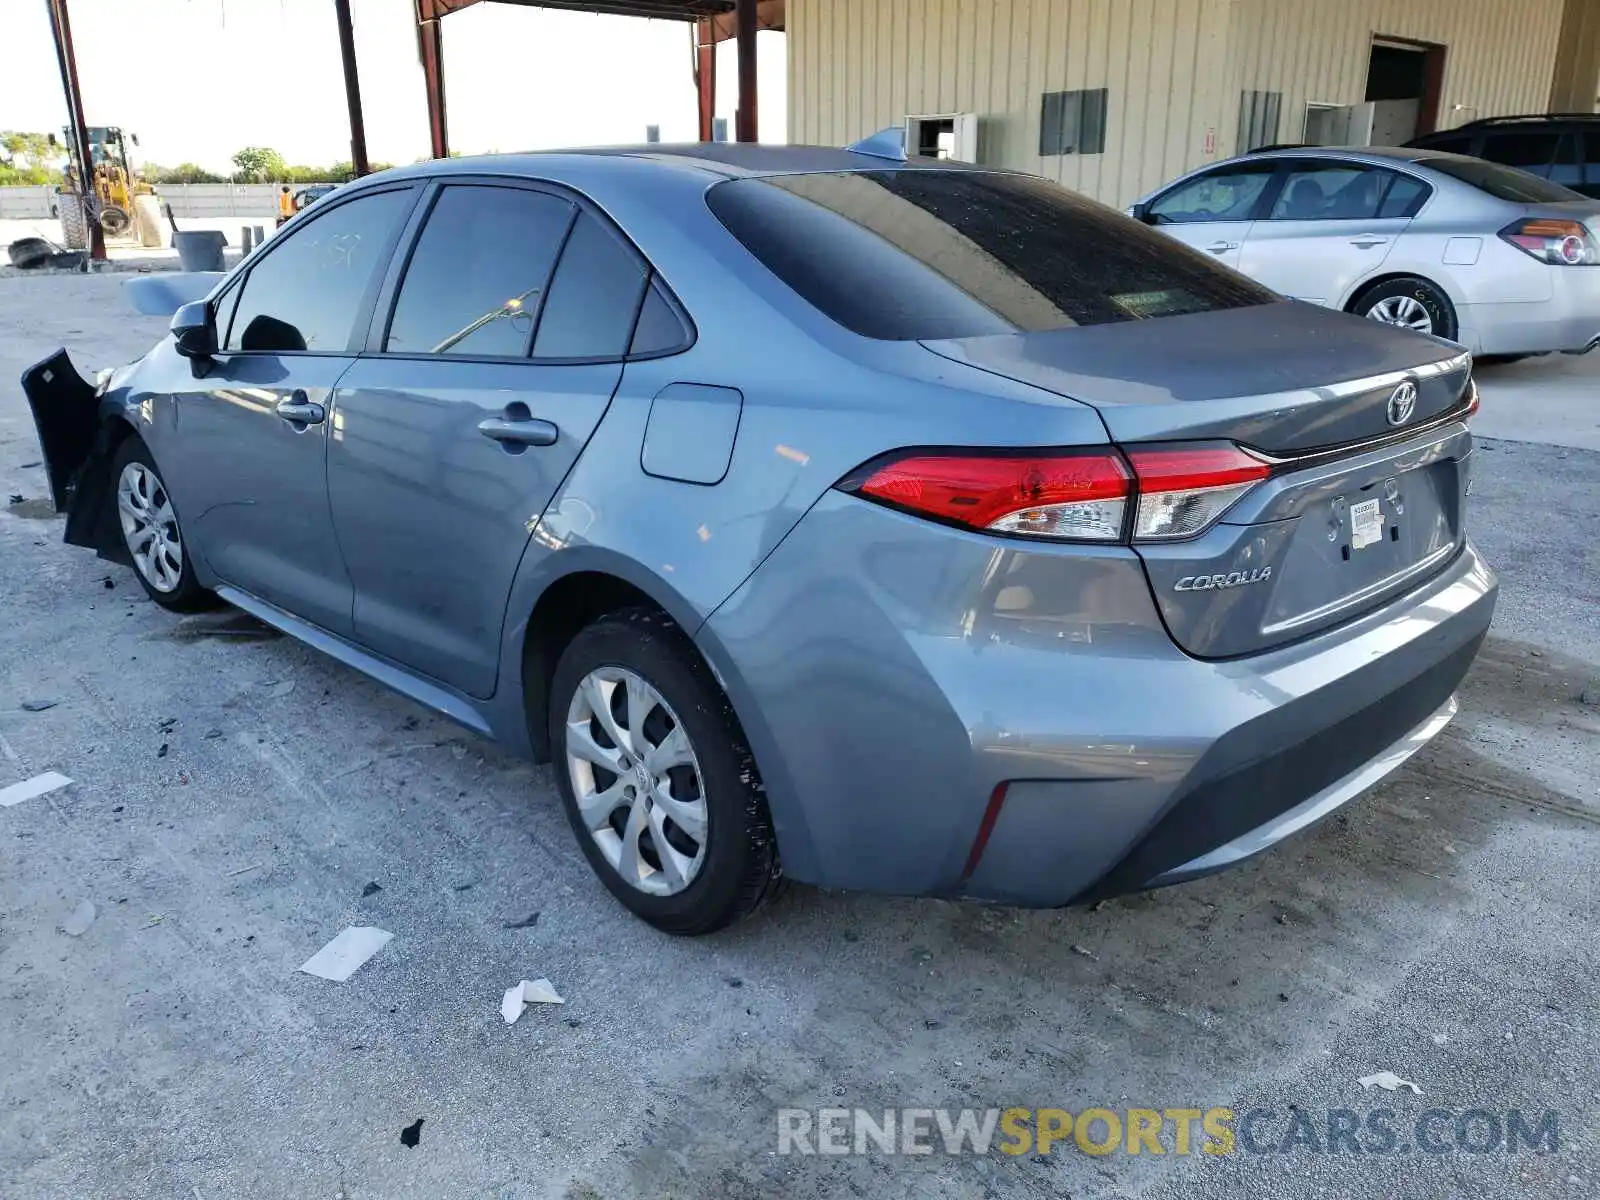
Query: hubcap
[[116, 462, 184, 593], [564, 667, 708, 896], [1366, 294, 1434, 334]]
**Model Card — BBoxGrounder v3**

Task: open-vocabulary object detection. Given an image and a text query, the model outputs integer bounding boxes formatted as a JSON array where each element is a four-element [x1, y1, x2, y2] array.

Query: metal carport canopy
[[332, 0, 786, 175]]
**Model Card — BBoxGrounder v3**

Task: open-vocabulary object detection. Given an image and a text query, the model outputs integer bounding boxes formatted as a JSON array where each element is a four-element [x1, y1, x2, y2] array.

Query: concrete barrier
[[0, 187, 57, 220], [0, 181, 342, 222]]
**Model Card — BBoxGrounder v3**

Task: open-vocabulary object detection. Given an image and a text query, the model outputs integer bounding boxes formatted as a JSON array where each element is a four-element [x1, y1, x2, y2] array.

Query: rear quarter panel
[[1366, 183, 1552, 310], [503, 303, 1113, 664], [494, 157, 1111, 742]]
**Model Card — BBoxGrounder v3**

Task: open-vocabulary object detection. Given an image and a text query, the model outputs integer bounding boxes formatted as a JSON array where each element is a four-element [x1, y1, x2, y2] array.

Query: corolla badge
[[1386, 380, 1418, 427], [1174, 566, 1272, 592]]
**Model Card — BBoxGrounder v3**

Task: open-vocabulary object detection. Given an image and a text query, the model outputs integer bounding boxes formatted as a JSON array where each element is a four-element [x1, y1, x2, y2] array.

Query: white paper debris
[[61, 899, 97, 937], [501, 977, 565, 1023], [0, 771, 73, 808], [1358, 1071, 1422, 1094], [1430, 1033, 1449, 1046], [298, 926, 393, 981]]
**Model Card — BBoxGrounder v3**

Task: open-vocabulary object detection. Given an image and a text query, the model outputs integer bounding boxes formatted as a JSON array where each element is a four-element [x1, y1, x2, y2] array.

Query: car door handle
[[1350, 235, 1389, 249], [275, 392, 325, 425], [478, 416, 558, 447], [1205, 240, 1239, 253]]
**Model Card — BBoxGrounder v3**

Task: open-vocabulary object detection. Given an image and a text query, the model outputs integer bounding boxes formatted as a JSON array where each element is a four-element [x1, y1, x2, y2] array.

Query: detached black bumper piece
[[20, 348, 120, 555]]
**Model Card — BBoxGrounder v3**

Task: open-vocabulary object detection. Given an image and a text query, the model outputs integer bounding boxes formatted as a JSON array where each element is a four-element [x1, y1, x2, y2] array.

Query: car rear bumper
[[701, 491, 1496, 905], [1462, 268, 1600, 355]]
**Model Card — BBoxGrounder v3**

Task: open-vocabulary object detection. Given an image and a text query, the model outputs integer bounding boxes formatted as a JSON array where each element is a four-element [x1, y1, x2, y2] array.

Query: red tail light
[[1124, 444, 1271, 540], [839, 442, 1272, 543], [1499, 218, 1600, 265], [840, 450, 1132, 540]]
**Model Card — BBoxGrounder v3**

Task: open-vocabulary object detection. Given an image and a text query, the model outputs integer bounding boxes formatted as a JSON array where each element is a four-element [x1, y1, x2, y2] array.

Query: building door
[[1364, 38, 1447, 143]]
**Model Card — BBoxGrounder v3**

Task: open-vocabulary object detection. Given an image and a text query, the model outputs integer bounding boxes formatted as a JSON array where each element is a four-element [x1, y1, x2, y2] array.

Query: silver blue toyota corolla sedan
[[23, 144, 1496, 934]]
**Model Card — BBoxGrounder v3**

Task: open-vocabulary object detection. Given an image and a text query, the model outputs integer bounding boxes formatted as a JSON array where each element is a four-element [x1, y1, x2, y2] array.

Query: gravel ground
[[0, 274, 1595, 1200]]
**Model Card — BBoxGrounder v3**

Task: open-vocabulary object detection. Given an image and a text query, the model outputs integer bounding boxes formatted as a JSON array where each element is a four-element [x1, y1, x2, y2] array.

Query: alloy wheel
[[116, 462, 183, 593], [1366, 294, 1433, 334], [564, 666, 708, 896]]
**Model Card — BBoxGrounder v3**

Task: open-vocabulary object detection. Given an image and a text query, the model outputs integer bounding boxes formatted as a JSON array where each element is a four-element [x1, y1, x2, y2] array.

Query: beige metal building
[[787, 0, 1600, 206]]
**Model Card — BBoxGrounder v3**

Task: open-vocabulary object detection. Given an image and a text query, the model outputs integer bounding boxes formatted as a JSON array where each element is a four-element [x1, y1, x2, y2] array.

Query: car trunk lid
[[922, 300, 1470, 454], [922, 302, 1475, 657]]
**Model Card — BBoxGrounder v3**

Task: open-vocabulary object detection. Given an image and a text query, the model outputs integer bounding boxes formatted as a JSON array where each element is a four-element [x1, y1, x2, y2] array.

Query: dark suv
[[1407, 114, 1599, 198]]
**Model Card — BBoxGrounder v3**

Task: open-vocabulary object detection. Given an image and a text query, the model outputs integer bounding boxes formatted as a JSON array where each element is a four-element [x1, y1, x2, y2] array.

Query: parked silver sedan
[[1130, 146, 1600, 357]]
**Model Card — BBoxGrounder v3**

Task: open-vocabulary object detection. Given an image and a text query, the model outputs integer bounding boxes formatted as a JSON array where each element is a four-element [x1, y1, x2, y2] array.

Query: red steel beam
[[333, 0, 371, 176], [734, 0, 757, 141], [695, 17, 716, 141], [44, 0, 105, 261], [416, 0, 450, 159]]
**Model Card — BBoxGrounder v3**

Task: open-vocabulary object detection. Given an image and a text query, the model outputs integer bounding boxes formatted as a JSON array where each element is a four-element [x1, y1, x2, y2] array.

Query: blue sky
[[2, 0, 785, 171]]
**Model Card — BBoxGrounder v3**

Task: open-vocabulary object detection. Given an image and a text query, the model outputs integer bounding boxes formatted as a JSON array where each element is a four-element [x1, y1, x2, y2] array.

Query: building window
[[1039, 89, 1108, 156], [1238, 90, 1282, 152]]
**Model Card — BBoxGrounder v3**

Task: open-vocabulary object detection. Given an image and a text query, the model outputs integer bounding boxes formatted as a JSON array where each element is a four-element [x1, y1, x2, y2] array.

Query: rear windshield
[[1415, 156, 1585, 203], [706, 170, 1277, 340]]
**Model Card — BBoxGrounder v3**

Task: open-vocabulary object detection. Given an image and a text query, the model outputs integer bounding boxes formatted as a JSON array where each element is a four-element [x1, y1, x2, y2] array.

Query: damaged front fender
[[20, 348, 130, 559]]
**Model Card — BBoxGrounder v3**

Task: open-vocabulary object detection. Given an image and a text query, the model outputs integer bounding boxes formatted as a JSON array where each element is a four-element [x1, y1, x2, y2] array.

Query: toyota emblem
[[1386, 381, 1418, 427]]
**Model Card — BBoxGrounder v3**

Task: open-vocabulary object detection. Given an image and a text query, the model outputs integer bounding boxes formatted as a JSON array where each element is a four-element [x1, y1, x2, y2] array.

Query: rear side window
[[628, 277, 690, 356], [385, 185, 575, 357], [227, 188, 411, 353], [531, 212, 649, 360], [1478, 131, 1561, 174], [1269, 165, 1381, 220], [1265, 163, 1429, 221], [1548, 133, 1586, 191], [707, 170, 1276, 340], [1377, 173, 1429, 218], [1415, 133, 1474, 155], [1416, 156, 1585, 202]]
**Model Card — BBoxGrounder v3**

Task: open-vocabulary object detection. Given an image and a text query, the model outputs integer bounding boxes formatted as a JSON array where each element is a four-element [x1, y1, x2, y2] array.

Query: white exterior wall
[[1550, 0, 1600, 112], [789, 0, 1572, 207]]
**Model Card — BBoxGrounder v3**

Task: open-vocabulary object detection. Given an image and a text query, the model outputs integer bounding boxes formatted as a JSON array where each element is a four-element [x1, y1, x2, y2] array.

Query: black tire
[[547, 607, 782, 935], [109, 437, 213, 612], [100, 205, 132, 238], [7, 236, 52, 269], [1351, 276, 1458, 342]]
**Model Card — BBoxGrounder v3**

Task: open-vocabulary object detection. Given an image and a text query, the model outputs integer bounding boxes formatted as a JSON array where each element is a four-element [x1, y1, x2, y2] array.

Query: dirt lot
[[1, 272, 1596, 1199]]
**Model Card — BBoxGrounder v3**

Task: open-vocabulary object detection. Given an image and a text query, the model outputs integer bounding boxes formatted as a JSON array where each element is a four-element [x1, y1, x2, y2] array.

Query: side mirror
[[1127, 201, 1156, 225], [171, 300, 217, 359]]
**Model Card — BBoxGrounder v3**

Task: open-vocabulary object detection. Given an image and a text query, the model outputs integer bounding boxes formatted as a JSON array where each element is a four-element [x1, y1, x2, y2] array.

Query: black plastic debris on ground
[[20, 700, 59, 712], [400, 1118, 424, 1148], [361, 881, 382, 898], [503, 912, 539, 930]]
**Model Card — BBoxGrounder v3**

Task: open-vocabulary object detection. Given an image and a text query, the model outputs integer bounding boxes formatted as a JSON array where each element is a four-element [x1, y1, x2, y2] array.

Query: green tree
[[230, 146, 287, 182], [0, 130, 64, 183], [165, 162, 226, 184]]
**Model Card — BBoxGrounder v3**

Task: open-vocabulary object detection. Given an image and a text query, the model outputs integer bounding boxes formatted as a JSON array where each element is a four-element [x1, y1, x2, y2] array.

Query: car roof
[[1235, 145, 1477, 168], [368, 143, 986, 186]]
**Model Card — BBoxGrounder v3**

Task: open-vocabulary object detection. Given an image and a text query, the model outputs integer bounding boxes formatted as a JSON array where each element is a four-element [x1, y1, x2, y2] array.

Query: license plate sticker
[[1350, 498, 1383, 550]]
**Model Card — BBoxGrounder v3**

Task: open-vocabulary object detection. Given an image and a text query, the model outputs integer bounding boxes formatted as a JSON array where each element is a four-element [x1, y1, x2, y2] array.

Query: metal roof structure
[[43, 0, 784, 249], [391, 0, 787, 169]]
